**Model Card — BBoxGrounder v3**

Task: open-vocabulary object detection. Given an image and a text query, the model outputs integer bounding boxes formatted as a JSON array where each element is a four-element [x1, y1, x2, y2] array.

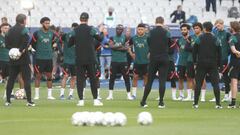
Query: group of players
[[0, 13, 240, 109]]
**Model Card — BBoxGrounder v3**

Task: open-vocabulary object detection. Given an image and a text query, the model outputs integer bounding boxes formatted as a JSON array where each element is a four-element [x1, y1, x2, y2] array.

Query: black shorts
[[177, 63, 195, 79], [85, 64, 101, 78], [110, 62, 129, 75], [0, 61, 9, 78], [229, 65, 240, 79], [62, 64, 76, 76], [168, 61, 176, 79], [186, 62, 195, 78], [34, 59, 53, 73], [133, 64, 148, 76]]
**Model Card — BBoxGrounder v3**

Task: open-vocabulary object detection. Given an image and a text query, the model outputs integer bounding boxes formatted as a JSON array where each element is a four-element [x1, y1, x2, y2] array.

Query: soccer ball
[[137, 112, 153, 126], [9, 48, 21, 60], [71, 112, 82, 126], [94, 111, 104, 126], [114, 112, 127, 126], [102, 112, 115, 126], [14, 89, 25, 100]]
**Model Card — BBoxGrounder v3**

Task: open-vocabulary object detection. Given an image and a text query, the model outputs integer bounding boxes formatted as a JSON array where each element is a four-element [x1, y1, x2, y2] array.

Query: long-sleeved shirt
[[68, 24, 103, 65], [147, 26, 172, 62], [5, 23, 30, 65], [193, 33, 221, 67]]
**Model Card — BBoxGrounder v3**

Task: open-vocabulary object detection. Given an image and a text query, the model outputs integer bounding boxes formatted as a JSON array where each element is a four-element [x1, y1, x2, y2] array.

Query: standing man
[[31, 17, 57, 100], [0, 23, 10, 97], [140, 17, 172, 108], [228, 21, 240, 108], [212, 19, 231, 102], [5, 14, 35, 106], [192, 22, 207, 102], [106, 24, 133, 100], [128, 23, 149, 99], [99, 26, 111, 80], [177, 24, 194, 101], [68, 12, 104, 106], [59, 23, 78, 100], [193, 21, 222, 109]]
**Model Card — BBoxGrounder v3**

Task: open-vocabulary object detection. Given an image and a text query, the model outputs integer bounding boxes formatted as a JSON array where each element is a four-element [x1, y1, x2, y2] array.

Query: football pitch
[[0, 84, 240, 135]]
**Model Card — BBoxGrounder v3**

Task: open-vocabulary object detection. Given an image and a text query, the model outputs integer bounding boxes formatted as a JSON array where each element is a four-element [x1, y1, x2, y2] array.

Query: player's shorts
[[62, 64, 76, 76], [177, 63, 195, 79], [186, 62, 195, 78], [85, 64, 101, 78], [110, 62, 129, 75], [133, 64, 148, 76], [34, 59, 53, 73], [229, 65, 240, 79], [0, 61, 9, 78]]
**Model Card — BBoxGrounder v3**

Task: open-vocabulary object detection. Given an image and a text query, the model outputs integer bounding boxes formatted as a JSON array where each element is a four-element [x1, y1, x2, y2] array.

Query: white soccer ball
[[137, 112, 153, 126], [114, 112, 127, 126], [94, 111, 104, 126], [86, 112, 97, 126], [78, 111, 90, 126], [9, 48, 21, 60], [14, 89, 25, 100], [102, 112, 115, 126], [71, 112, 82, 126]]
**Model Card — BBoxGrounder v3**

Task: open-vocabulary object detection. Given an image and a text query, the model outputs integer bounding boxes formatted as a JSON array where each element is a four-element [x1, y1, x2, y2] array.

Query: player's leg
[[158, 61, 169, 108], [34, 61, 42, 100], [200, 79, 207, 102], [21, 64, 34, 106], [60, 65, 69, 99], [45, 60, 54, 100], [86, 64, 103, 106], [177, 66, 185, 100], [184, 62, 194, 101], [120, 62, 132, 100], [222, 66, 231, 102], [76, 65, 86, 106], [141, 61, 158, 107], [107, 62, 118, 100], [99, 56, 106, 80], [169, 61, 177, 100], [67, 65, 76, 100], [6, 65, 20, 105], [228, 66, 239, 108], [194, 65, 207, 107], [132, 64, 139, 99], [106, 56, 112, 79], [209, 66, 221, 107]]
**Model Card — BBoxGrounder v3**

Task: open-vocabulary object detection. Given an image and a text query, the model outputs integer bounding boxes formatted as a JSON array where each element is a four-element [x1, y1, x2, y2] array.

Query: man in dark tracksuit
[[5, 14, 35, 106], [69, 12, 104, 107], [140, 17, 173, 108], [193, 21, 222, 109]]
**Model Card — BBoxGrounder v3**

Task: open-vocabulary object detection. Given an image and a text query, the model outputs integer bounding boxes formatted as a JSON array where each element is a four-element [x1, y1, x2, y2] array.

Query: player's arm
[[229, 36, 240, 57], [127, 38, 135, 59], [109, 37, 124, 50], [68, 30, 75, 48], [91, 26, 104, 42], [184, 37, 193, 52], [167, 31, 175, 55], [193, 38, 199, 65], [19, 28, 30, 53], [216, 39, 222, 68], [29, 31, 38, 50]]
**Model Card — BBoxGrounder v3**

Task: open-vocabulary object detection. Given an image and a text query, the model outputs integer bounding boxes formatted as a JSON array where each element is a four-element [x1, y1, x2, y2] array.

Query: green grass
[[0, 84, 240, 135]]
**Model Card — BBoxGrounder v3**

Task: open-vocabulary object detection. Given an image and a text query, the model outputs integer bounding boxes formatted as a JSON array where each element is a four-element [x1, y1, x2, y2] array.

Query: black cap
[[80, 12, 89, 20]]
